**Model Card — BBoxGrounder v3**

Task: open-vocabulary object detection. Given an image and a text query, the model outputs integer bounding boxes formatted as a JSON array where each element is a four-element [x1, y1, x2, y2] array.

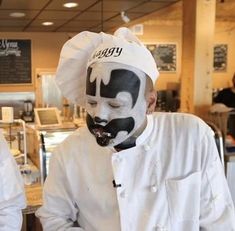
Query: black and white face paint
[[85, 62, 148, 148]]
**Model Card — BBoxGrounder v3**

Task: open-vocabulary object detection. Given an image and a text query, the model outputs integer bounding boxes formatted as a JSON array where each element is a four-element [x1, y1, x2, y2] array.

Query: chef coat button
[[115, 156, 122, 163], [150, 184, 157, 193], [120, 191, 127, 198], [154, 225, 167, 231], [144, 144, 150, 151], [228, 203, 234, 209], [212, 194, 220, 202]]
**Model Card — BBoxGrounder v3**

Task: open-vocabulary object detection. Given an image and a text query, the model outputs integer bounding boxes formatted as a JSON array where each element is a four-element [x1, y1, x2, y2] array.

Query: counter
[[23, 183, 42, 214], [22, 183, 42, 231]]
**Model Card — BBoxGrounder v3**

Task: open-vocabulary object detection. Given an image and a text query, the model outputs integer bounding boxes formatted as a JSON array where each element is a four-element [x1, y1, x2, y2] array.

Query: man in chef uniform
[[0, 130, 26, 230], [36, 28, 235, 230]]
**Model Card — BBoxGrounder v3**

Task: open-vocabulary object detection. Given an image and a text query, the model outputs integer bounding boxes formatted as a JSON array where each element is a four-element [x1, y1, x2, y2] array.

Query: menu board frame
[[0, 39, 32, 84], [213, 44, 227, 72], [146, 43, 177, 72]]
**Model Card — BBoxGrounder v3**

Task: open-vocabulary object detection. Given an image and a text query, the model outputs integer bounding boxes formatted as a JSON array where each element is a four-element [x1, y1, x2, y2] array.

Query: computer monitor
[[34, 107, 62, 128]]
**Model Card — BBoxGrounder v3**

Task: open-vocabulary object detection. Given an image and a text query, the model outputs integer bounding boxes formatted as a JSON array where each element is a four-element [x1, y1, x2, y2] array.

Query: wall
[[126, 0, 235, 91], [138, 21, 182, 91], [0, 32, 71, 92], [134, 20, 235, 91], [213, 22, 235, 89], [0, 17, 234, 94]]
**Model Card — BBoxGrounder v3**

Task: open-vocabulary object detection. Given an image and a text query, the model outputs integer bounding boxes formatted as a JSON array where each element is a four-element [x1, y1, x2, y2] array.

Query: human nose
[[94, 103, 109, 123], [94, 116, 108, 124]]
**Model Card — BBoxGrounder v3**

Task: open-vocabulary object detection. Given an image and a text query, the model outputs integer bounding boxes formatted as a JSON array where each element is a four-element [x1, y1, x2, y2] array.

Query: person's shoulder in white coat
[[152, 112, 235, 229], [0, 130, 26, 231]]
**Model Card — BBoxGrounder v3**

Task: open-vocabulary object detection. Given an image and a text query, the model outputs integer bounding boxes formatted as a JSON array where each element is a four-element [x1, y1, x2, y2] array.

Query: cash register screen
[[34, 107, 62, 128]]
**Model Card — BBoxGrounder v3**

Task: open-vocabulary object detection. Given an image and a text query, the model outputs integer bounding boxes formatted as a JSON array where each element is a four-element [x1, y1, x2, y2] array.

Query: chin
[[95, 137, 125, 148]]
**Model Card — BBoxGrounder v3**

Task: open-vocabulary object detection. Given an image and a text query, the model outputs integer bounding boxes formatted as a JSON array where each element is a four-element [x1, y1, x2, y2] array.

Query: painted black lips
[[86, 113, 135, 147], [91, 126, 114, 146]]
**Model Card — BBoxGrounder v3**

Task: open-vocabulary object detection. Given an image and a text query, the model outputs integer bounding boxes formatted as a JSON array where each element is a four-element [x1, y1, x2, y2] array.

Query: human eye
[[88, 100, 97, 107], [108, 101, 123, 109]]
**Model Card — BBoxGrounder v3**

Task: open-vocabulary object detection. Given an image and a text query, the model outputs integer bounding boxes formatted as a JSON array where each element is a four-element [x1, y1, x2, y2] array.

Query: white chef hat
[[55, 27, 159, 107]]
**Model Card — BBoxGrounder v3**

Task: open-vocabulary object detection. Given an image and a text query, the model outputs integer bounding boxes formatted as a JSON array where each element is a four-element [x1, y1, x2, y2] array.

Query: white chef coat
[[36, 112, 235, 231], [0, 130, 26, 231]]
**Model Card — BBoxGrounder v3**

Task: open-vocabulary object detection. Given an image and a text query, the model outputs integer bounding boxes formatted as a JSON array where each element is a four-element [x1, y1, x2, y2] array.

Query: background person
[[213, 72, 235, 108], [213, 73, 235, 138], [36, 27, 235, 231], [0, 130, 26, 230]]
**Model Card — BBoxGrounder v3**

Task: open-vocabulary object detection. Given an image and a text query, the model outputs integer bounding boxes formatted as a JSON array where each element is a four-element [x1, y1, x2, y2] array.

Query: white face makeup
[[85, 62, 148, 148]]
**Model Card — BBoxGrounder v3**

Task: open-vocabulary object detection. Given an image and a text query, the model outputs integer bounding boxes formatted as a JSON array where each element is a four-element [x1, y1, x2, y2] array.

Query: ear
[[146, 90, 157, 114]]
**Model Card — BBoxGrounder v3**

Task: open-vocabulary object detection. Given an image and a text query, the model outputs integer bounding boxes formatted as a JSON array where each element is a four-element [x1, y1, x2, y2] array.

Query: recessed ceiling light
[[9, 12, 26, 18], [42, 22, 54, 26], [63, 2, 79, 8]]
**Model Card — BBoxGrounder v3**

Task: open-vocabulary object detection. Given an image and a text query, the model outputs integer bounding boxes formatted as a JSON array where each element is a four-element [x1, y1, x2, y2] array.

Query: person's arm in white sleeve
[[36, 148, 85, 231], [200, 128, 235, 230], [0, 131, 26, 231]]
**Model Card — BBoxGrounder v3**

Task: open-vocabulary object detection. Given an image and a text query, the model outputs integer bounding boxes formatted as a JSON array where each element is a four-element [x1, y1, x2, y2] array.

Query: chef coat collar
[[136, 114, 153, 146], [108, 114, 153, 153]]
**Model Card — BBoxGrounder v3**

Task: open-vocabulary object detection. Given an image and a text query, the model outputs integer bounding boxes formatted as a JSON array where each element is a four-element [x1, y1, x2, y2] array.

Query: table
[[22, 183, 43, 231]]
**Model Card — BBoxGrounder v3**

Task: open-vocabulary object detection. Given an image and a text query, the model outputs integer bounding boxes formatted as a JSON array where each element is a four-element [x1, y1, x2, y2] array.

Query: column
[[180, 0, 216, 118]]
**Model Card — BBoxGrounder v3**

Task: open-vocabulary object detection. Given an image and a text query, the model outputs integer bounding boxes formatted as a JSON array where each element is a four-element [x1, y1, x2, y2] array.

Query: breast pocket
[[166, 171, 201, 222]]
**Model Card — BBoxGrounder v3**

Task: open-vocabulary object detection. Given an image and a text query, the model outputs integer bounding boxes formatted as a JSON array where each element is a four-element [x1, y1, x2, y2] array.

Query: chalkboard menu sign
[[146, 44, 177, 72], [213, 44, 227, 72], [0, 39, 31, 84]]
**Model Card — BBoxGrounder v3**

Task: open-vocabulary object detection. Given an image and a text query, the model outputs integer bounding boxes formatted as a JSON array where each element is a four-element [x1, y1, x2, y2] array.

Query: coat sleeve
[[199, 128, 235, 230], [0, 132, 26, 231], [36, 147, 85, 231]]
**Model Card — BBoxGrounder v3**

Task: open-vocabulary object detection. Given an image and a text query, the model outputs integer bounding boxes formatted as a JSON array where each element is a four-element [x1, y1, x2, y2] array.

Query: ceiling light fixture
[[42, 22, 54, 26], [63, 2, 79, 8], [121, 11, 130, 23], [9, 12, 26, 18]]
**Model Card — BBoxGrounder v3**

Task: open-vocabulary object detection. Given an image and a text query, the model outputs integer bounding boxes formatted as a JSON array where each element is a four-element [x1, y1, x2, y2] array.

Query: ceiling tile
[[1, 0, 235, 33], [130, 2, 173, 13], [90, 0, 146, 12], [150, 0, 179, 2], [0, 19, 29, 27], [0, 0, 181, 32], [88, 19, 127, 32], [24, 26, 56, 32], [37, 10, 80, 20], [0, 0, 50, 9], [0, 9, 39, 19], [110, 12, 146, 22], [75, 11, 117, 21], [65, 20, 99, 28], [29, 19, 66, 28], [56, 26, 89, 32], [46, 0, 99, 11], [104, 20, 126, 28]]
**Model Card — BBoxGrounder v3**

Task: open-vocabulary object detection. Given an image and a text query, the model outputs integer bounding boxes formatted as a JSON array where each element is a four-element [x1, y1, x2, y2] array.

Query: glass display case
[[0, 120, 26, 162], [0, 119, 40, 185], [40, 128, 75, 182], [26, 125, 77, 184]]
